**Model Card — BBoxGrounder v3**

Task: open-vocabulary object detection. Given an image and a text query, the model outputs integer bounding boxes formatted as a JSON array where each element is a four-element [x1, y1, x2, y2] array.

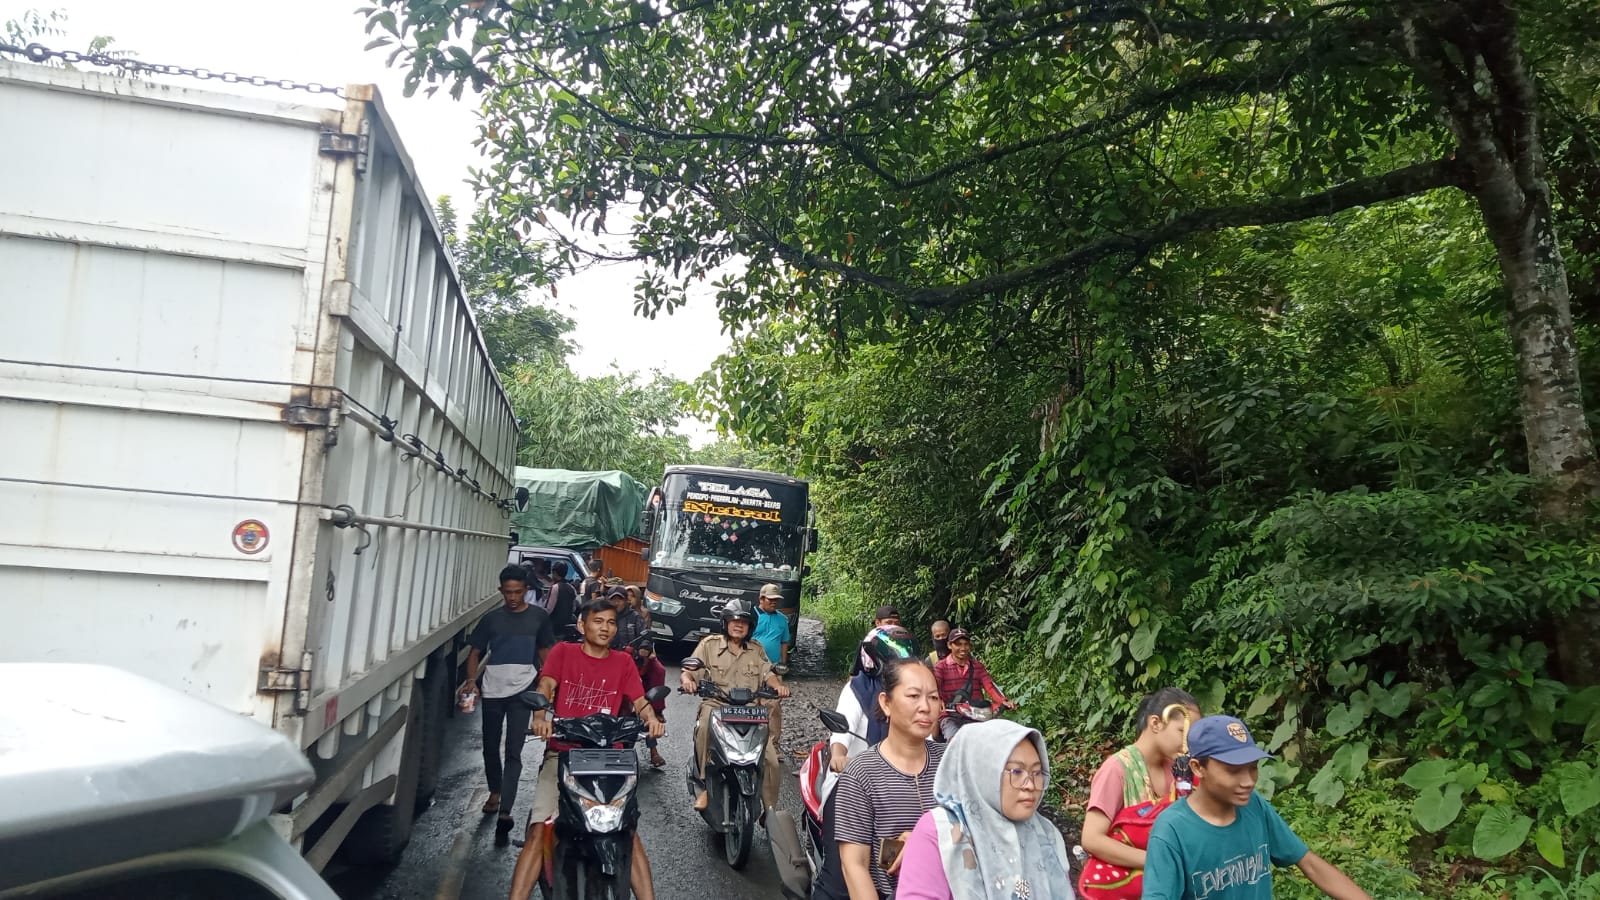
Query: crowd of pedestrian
[[811, 618, 1374, 900], [460, 559, 1374, 900]]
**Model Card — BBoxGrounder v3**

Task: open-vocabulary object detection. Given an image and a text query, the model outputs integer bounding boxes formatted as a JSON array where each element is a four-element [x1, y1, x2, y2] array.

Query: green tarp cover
[[510, 468, 647, 549]]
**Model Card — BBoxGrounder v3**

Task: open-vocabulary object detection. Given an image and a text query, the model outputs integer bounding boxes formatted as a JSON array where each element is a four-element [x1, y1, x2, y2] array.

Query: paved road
[[330, 623, 836, 900]]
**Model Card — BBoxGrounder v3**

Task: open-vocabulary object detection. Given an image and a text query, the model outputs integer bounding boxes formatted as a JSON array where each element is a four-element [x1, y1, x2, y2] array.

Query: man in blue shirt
[[752, 582, 791, 814], [1143, 715, 1372, 900], [753, 583, 792, 667]]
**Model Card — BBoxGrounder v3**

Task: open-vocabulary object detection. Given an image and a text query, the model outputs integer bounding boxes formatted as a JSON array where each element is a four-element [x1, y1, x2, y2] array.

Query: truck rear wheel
[[342, 700, 423, 865], [341, 801, 411, 866], [414, 654, 450, 812]]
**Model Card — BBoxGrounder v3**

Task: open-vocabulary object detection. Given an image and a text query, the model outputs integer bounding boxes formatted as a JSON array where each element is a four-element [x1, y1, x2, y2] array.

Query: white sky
[[1, 0, 727, 441]]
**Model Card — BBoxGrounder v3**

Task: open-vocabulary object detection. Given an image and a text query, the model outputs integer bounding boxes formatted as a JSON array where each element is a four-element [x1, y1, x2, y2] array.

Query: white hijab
[[928, 720, 1075, 900]]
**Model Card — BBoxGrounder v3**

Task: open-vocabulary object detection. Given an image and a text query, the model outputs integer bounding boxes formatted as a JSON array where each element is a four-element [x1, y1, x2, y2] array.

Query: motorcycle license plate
[[721, 705, 768, 721]]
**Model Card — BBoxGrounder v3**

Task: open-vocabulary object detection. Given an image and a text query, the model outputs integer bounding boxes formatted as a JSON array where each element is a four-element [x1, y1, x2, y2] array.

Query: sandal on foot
[[482, 794, 501, 815]]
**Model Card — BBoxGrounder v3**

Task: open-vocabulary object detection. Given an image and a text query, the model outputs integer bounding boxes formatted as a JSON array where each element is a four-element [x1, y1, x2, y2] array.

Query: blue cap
[[1187, 715, 1272, 765]]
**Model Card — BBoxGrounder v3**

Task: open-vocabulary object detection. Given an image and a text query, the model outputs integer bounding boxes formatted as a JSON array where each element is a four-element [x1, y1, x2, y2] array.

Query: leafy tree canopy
[[372, 0, 1599, 501], [373, 1, 1600, 882], [437, 194, 575, 369]]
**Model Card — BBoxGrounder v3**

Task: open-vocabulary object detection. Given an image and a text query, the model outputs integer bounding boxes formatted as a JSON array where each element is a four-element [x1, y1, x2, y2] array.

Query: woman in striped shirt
[[832, 656, 945, 900]]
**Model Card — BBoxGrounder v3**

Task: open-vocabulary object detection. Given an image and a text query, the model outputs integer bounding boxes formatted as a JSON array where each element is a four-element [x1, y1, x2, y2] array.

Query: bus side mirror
[[640, 510, 655, 540], [806, 529, 818, 553], [514, 486, 530, 512]]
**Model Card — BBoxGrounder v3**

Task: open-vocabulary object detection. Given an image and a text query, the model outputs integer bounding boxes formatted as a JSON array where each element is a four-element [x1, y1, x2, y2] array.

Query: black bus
[[641, 465, 814, 649]]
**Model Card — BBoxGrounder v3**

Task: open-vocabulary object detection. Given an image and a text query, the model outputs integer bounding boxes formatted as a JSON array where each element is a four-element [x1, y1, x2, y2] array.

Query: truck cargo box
[[0, 59, 518, 866]]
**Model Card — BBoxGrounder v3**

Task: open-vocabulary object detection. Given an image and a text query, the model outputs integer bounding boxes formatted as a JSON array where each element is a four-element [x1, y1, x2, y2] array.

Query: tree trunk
[[1436, 1, 1600, 683], [1474, 176, 1600, 515]]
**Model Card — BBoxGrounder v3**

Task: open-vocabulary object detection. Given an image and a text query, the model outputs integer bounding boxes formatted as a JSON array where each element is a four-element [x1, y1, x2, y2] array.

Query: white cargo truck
[[0, 59, 519, 869]]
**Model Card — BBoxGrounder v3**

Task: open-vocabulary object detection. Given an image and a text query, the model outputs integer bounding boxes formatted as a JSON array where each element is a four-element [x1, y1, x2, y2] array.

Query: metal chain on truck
[[0, 41, 346, 98]]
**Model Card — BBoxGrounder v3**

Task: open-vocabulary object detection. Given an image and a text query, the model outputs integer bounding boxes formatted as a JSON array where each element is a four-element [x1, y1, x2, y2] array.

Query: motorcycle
[[937, 689, 997, 741], [769, 708, 860, 900], [519, 685, 671, 900], [680, 656, 785, 869]]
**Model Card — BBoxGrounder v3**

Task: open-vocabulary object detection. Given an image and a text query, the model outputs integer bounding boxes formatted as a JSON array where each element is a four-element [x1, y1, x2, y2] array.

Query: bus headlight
[[645, 591, 683, 615]]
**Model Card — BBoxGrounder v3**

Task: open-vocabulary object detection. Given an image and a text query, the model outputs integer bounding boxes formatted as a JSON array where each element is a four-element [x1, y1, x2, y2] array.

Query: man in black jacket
[[547, 560, 578, 640]]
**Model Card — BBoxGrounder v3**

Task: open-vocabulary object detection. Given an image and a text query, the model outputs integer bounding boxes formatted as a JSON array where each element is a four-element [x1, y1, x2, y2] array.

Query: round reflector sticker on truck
[[232, 520, 270, 555]]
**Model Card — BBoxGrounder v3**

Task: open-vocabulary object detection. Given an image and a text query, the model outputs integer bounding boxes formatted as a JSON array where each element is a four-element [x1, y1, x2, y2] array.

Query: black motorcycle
[[521, 685, 671, 900], [681, 657, 785, 869]]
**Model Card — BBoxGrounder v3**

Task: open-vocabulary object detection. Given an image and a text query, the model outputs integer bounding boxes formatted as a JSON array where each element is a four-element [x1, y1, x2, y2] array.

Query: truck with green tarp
[[507, 468, 652, 585]]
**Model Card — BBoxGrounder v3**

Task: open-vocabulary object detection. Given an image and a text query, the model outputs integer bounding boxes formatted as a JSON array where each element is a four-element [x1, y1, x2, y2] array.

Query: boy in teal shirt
[[1143, 715, 1372, 900]]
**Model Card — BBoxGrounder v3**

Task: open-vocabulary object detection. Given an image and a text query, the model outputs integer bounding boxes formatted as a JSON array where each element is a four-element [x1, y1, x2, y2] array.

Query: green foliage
[[434, 195, 704, 483], [1515, 846, 1600, 900], [5, 8, 134, 69], [503, 362, 695, 484], [437, 195, 574, 370], [1269, 782, 1426, 900], [698, 323, 1037, 624], [4, 8, 68, 43], [803, 562, 878, 676]]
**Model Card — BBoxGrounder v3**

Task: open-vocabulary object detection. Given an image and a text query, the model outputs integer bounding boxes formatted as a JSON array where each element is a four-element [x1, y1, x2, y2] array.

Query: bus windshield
[[648, 472, 808, 581], [650, 510, 805, 581]]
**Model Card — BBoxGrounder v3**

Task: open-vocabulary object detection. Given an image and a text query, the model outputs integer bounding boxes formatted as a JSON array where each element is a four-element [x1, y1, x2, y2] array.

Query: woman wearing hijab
[[896, 719, 1076, 900]]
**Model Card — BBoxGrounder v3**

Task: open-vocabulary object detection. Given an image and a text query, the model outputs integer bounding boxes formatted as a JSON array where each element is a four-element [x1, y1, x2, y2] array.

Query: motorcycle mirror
[[771, 664, 790, 677], [644, 685, 671, 704], [681, 657, 705, 672], [818, 709, 850, 733], [518, 689, 551, 711]]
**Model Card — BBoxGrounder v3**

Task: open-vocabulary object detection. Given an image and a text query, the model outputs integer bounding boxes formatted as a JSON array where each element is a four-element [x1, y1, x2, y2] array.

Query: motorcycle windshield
[[555, 713, 644, 748], [710, 709, 769, 764]]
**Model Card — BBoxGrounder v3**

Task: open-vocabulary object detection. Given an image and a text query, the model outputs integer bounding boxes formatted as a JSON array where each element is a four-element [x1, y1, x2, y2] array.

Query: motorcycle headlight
[[561, 772, 634, 833], [712, 716, 766, 765], [645, 591, 683, 616], [582, 800, 627, 833]]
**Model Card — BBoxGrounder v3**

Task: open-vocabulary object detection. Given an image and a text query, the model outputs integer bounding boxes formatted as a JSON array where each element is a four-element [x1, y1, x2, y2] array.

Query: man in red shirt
[[933, 628, 1015, 741], [509, 601, 665, 900]]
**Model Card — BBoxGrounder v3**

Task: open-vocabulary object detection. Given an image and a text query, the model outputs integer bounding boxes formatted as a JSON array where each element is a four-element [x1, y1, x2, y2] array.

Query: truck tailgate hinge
[[319, 118, 371, 174], [283, 386, 343, 447], [260, 651, 314, 714]]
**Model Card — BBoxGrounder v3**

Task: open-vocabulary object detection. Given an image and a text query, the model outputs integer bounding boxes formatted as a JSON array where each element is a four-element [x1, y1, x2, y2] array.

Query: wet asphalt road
[[328, 619, 840, 900]]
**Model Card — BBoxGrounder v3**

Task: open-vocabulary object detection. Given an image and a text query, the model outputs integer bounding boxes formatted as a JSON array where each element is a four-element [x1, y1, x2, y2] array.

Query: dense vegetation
[[376, 1, 1600, 894], [437, 196, 704, 484]]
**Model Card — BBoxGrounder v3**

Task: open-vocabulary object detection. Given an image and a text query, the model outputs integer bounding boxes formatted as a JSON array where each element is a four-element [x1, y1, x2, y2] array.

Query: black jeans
[[481, 695, 532, 817]]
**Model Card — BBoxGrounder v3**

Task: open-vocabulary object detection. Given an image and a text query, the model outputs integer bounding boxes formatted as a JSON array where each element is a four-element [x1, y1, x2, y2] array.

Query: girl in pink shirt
[[1077, 687, 1201, 898]]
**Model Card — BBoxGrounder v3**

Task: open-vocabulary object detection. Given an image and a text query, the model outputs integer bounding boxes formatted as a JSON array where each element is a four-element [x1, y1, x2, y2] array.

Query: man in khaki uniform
[[681, 598, 790, 812]]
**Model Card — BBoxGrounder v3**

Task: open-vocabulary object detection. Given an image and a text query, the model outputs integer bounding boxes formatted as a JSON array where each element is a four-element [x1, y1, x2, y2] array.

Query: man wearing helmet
[[681, 597, 791, 813], [828, 626, 920, 774]]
